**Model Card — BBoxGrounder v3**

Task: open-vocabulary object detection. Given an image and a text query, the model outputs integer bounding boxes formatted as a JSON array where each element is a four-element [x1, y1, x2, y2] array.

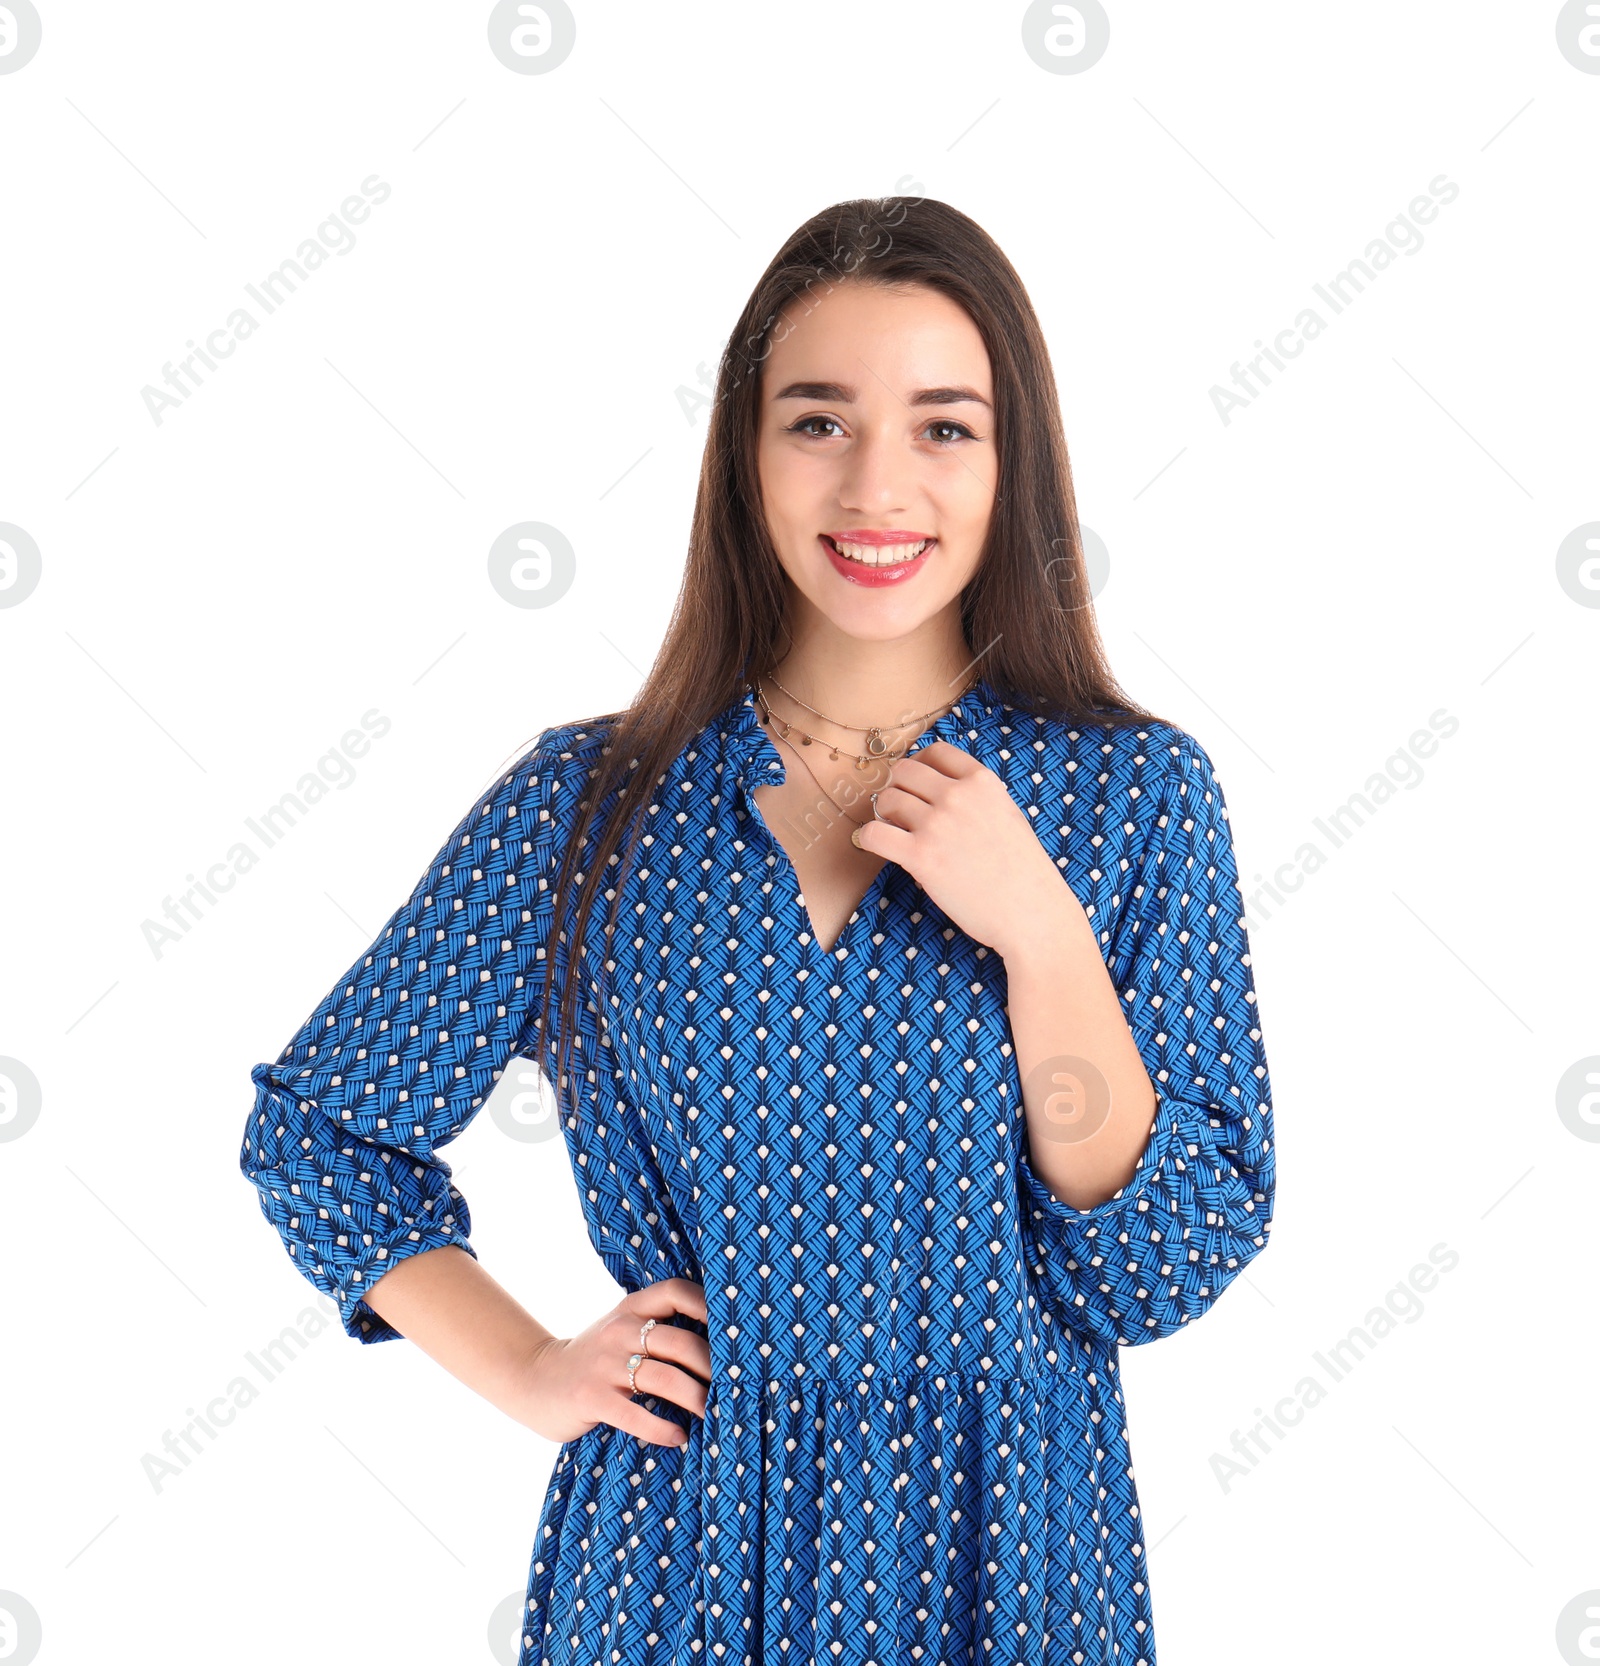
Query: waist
[[709, 1357, 1088, 1396]]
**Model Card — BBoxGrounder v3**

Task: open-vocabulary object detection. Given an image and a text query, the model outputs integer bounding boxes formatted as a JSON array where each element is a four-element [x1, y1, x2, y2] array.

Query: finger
[[636, 1319, 714, 1384], [628, 1277, 709, 1324], [609, 1399, 695, 1449], [906, 738, 981, 778], [880, 756, 950, 803], [622, 1281, 713, 1383], [868, 785, 932, 830], [628, 1354, 710, 1420], [850, 819, 917, 862]]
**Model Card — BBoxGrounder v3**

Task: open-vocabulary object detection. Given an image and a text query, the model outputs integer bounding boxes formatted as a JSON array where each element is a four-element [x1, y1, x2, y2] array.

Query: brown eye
[[786, 415, 845, 438]]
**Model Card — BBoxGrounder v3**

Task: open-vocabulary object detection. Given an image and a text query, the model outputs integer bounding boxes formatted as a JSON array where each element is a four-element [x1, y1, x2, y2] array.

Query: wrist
[[995, 872, 1093, 965], [493, 1329, 567, 1425]]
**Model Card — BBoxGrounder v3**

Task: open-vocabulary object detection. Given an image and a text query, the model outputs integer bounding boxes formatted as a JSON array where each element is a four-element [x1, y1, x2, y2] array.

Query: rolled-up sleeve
[[1018, 732, 1276, 1347], [239, 729, 566, 1343]]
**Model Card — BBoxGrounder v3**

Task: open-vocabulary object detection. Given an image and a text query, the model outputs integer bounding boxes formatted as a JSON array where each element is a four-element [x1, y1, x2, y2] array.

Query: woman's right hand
[[514, 1277, 711, 1448]]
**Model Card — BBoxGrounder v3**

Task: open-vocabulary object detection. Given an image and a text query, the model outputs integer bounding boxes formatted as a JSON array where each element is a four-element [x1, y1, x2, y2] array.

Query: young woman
[[241, 195, 1276, 1666]]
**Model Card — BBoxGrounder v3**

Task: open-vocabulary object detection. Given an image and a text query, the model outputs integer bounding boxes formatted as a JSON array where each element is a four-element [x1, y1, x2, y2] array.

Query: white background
[[2, 4, 1596, 1663]]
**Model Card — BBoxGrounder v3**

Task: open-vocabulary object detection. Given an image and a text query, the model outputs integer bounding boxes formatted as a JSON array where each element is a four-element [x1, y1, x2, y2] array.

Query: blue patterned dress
[[240, 673, 1275, 1666]]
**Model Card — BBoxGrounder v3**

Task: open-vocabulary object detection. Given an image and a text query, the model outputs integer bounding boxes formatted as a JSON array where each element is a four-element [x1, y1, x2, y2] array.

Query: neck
[[759, 623, 978, 744]]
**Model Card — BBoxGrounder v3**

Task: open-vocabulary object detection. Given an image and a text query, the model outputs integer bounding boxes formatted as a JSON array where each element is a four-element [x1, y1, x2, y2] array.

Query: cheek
[[934, 452, 998, 518], [757, 440, 821, 524], [941, 547, 985, 597], [942, 481, 995, 561], [935, 529, 989, 596]]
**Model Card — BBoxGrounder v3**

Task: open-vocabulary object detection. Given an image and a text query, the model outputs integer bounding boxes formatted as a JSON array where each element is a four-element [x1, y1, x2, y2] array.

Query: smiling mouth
[[822, 534, 936, 568]]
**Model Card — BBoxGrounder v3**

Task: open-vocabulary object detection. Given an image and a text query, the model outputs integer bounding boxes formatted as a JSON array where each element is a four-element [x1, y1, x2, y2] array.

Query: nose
[[835, 419, 911, 518]]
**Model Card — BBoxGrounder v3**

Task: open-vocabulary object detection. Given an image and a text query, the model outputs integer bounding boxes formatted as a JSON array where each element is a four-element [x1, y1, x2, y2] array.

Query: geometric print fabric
[[240, 674, 1276, 1665]]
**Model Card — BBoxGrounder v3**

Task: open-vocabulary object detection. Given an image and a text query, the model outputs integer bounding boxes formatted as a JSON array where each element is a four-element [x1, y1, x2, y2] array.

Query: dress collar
[[719, 671, 1003, 790]]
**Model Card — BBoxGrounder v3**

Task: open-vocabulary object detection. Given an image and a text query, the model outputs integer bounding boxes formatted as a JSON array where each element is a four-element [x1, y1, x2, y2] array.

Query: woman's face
[[755, 281, 998, 646]]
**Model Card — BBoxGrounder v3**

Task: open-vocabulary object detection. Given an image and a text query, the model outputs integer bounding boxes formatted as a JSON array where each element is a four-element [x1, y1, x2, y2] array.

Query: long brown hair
[[530, 194, 1163, 1097]]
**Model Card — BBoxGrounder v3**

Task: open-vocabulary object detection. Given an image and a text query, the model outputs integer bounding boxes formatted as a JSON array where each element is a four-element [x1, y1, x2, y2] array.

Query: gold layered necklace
[[751, 669, 976, 830], [752, 671, 972, 769], [780, 731, 875, 829]]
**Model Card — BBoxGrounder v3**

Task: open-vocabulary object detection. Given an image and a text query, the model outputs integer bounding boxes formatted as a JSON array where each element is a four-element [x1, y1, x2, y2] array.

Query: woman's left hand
[[851, 740, 1084, 959]]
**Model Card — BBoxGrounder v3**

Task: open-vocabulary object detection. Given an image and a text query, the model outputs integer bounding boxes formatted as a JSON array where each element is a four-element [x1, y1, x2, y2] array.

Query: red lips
[[820, 533, 936, 589]]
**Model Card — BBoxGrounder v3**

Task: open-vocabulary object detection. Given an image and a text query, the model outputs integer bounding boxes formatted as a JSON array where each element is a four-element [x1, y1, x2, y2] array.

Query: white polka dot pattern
[[240, 676, 1276, 1665]]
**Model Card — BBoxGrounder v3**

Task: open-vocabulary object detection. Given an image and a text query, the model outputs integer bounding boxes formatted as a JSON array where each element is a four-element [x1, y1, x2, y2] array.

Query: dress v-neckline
[[745, 781, 893, 962], [728, 673, 991, 965]]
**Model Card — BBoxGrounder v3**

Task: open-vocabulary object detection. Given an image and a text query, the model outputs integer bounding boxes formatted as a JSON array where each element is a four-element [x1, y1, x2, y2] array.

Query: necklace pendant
[[866, 727, 888, 756]]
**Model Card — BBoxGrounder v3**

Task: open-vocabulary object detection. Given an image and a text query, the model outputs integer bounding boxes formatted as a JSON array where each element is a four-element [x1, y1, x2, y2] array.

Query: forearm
[[363, 1244, 558, 1425], [1000, 880, 1157, 1211]]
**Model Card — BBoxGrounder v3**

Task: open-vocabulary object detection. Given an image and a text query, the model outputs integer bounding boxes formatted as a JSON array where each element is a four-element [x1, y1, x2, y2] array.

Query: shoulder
[[989, 699, 1220, 800], [445, 712, 620, 855], [1096, 719, 1231, 833], [1002, 703, 1237, 864], [1137, 721, 1228, 800], [1123, 723, 1238, 869], [528, 711, 620, 784]]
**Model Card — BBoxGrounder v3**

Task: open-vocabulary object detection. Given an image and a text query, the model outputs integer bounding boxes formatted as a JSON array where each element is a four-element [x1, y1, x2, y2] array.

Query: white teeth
[[831, 537, 931, 566]]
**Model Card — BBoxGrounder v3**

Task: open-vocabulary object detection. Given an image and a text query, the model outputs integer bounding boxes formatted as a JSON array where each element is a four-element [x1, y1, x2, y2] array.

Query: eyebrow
[[771, 380, 992, 410]]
